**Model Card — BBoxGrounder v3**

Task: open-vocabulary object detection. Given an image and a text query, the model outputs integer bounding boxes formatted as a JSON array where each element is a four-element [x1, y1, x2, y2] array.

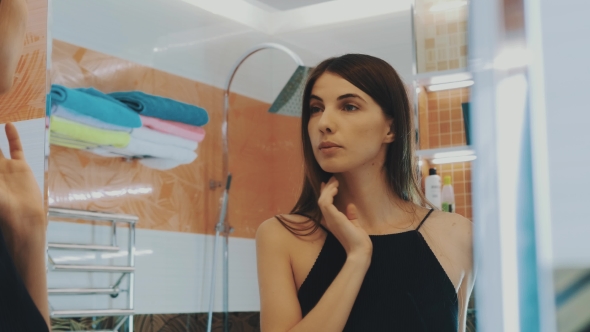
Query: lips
[[318, 141, 342, 149]]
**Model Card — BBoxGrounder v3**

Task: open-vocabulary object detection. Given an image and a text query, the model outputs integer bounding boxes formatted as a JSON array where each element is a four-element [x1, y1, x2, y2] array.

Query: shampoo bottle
[[425, 168, 442, 209], [441, 175, 455, 213]]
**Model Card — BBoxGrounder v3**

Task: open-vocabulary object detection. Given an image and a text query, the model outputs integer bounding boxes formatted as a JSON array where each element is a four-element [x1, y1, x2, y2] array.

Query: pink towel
[[140, 115, 206, 142]]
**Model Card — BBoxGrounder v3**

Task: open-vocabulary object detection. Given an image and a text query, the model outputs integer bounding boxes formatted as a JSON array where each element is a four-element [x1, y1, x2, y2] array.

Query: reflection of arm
[[0, 124, 50, 330], [256, 218, 370, 332], [0, 0, 28, 94]]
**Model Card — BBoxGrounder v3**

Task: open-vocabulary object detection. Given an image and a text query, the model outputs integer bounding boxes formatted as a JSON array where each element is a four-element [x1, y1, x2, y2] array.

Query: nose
[[317, 107, 336, 134]]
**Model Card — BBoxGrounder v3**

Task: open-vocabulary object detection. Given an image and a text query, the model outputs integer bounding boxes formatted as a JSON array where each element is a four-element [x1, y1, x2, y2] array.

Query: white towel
[[90, 148, 186, 170], [131, 127, 198, 151], [138, 158, 183, 170], [90, 137, 197, 163], [51, 104, 134, 132]]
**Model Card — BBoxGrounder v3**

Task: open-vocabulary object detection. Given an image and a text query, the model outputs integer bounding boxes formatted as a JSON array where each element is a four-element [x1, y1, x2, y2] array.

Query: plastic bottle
[[441, 175, 455, 213], [425, 168, 442, 209]]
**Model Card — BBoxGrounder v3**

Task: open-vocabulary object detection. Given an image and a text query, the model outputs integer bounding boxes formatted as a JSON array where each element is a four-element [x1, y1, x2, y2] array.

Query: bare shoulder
[[425, 210, 472, 246], [256, 214, 323, 247]]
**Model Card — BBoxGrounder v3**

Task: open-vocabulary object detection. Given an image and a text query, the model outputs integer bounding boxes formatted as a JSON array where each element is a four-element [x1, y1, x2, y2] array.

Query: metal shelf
[[47, 207, 137, 332], [48, 288, 120, 296], [414, 68, 472, 87], [51, 309, 134, 318], [416, 146, 476, 164], [48, 243, 120, 252], [51, 264, 135, 273]]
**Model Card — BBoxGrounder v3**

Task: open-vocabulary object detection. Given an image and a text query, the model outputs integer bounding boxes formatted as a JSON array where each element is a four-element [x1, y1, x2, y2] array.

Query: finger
[[345, 204, 359, 221], [5, 123, 25, 160]]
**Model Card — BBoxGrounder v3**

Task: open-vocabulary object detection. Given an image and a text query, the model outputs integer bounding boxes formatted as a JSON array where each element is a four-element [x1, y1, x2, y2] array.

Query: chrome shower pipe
[[207, 43, 304, 332]]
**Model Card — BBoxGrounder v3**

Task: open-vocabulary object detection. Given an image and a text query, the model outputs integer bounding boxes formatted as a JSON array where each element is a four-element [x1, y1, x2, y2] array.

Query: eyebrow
[[309, 93, 366, 103]]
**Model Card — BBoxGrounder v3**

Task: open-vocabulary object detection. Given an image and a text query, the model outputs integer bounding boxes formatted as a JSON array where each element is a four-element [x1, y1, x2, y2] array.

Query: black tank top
[[296, 209, 458, 331]]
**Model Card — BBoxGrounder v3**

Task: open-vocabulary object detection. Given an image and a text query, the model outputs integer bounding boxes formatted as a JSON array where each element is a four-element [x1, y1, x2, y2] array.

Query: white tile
[[47, 221, 259, 314]]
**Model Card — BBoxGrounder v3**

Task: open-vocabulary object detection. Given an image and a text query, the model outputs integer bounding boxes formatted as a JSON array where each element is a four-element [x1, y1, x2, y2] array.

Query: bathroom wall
[[49, 39, 302, 237], [0, 0, 47, 191], [419, 88, 472, 220], [414, 0, 472, 221], [47, 39, 305, 316], [414, 0, 469, 73]]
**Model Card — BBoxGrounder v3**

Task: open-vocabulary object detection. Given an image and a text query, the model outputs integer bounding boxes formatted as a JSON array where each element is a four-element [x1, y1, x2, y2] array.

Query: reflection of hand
[[0, 123, 49, 328], [319, 176, 372, 258], [0, 123, 46, 255]]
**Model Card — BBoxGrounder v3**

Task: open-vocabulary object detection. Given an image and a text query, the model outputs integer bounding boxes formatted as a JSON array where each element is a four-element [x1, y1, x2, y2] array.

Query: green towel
[[50, 116, 130, 148]]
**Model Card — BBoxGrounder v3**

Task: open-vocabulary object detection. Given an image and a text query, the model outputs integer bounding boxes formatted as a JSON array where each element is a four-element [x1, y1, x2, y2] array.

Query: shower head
[[268, 65, 312, 117]]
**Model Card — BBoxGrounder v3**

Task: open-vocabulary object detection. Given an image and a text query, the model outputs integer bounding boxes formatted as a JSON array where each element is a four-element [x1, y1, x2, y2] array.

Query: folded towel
[[50, 116, 131, 148], [131, 127, 198, 151], [89, 148, 185, 170], [140, 116, 206, 142], [77, 87, 130, 108], [92, 136, 197, 163], [50, 85, 142, 128], [139, 158, 183, 170], [109, 91, 209, 127], [50, 132, 100, 149], [52, 105, 133, 132]]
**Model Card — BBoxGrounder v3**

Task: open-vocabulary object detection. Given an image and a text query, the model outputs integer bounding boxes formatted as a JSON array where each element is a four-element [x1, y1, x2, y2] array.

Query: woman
[[256, 54, 474, 332]]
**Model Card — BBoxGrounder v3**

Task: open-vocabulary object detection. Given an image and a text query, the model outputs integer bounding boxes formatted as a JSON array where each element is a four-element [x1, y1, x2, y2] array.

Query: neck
[[332, 162, 418, 232]]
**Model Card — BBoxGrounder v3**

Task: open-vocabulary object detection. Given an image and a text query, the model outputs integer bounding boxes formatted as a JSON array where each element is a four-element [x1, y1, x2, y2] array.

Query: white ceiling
[[51, 0, 413, 103], [244, 0, 336, 11]]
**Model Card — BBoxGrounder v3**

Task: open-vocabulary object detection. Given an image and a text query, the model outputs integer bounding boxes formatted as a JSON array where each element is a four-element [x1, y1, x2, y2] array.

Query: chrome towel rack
[[47, 207, 138, 332]]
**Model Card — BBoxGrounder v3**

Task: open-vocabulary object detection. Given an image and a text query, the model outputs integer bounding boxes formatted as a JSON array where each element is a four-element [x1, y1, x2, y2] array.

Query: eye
[[343, 104, 359, 112], [310, 106, 322, 114]]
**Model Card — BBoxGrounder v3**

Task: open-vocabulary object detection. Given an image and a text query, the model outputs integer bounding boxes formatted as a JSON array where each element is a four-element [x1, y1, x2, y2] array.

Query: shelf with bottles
[[416, 145, 475, 165], [413, 68, 473, 92]]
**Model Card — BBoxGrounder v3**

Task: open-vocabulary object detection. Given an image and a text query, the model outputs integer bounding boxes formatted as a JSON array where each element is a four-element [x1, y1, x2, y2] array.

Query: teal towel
[[50, 85, 142, 128], [109, 91, 209, 127]]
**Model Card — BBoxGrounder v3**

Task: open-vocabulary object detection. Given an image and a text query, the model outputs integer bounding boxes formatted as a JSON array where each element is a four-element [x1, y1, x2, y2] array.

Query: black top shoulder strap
[[416, 209, 435, 231]]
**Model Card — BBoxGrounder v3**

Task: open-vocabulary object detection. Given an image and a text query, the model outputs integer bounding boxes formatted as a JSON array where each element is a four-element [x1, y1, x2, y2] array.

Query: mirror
[[44, 0, 476, 331]]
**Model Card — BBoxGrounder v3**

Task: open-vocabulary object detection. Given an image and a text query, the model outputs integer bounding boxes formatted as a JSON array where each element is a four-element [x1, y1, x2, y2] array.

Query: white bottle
[[425, 168, 442, 210], [441, 175, 455, 213]]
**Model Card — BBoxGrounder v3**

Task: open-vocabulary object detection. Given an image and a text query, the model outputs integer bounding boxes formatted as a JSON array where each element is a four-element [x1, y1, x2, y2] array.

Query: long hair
[[276, 54, 432, 235]]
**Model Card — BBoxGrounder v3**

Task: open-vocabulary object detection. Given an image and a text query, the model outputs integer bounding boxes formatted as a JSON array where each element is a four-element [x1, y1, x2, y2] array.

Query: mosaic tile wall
[[422, 87, 470, 150], [414, 0, 469, 73], [418, 87, 472, 221]]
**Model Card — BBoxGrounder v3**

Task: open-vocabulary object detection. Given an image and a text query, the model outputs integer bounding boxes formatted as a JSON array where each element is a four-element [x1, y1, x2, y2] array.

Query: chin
[[317, 160, 350, 174]]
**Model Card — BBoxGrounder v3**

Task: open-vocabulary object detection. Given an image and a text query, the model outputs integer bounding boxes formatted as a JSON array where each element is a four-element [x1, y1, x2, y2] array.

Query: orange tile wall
[[48, 40, 303, 239], [419, 88, 472, 220], [414, 0, 469, 73]]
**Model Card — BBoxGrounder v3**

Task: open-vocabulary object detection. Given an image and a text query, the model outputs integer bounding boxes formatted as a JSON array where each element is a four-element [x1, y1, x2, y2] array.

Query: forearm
[[9, 220, 50, 329], [288, 254, 371, 332], [0, 0, 28, 93]]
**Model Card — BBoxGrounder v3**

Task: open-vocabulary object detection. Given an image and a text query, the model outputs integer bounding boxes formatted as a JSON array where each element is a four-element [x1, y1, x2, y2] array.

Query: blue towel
[[50, 85, 142, 128], [109, 91, 209, 127]]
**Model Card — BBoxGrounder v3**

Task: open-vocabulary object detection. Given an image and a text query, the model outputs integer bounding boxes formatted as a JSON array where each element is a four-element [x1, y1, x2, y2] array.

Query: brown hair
[[276, 54, 432, 235]]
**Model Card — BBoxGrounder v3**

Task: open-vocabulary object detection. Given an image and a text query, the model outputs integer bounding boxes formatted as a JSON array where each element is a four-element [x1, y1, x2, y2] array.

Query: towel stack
[[49, 85, 208, 170]]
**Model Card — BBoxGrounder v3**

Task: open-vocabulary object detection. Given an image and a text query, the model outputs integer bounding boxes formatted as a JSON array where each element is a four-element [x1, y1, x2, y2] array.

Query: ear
[[383, 121, 395, 143]]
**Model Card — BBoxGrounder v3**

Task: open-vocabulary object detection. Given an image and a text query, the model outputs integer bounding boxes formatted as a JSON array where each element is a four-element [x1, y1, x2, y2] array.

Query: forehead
[[311, 72, 370, 101]]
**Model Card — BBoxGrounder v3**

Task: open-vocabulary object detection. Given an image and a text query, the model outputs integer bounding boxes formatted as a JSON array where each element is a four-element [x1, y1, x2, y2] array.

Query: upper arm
[[452, 216, 474, 332], [256, 217, 303, 332]]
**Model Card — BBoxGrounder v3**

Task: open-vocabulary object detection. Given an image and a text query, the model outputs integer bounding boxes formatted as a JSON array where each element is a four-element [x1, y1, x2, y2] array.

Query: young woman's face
[[307, 72, 394, 174]]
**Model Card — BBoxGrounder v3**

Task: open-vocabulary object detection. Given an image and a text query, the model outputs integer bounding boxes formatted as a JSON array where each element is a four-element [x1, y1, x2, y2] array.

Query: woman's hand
[[318, 176, 372, 258], [0, 123, 46, 252]]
